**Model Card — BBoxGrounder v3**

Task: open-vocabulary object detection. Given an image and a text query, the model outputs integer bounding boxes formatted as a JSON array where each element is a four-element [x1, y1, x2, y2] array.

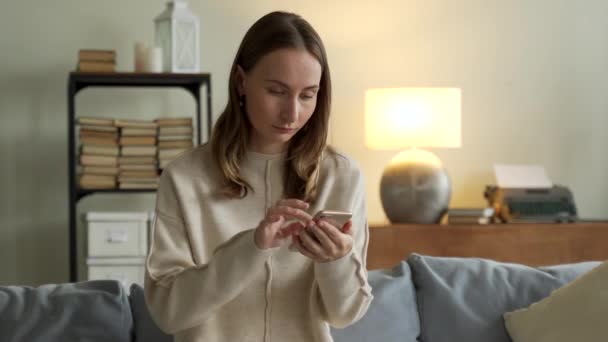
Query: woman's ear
[[235, 65, 246, 96]]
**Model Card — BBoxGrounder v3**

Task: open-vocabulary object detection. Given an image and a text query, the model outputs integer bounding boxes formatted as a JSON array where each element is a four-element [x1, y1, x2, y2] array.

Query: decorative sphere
[[380, 149, 451, 223]]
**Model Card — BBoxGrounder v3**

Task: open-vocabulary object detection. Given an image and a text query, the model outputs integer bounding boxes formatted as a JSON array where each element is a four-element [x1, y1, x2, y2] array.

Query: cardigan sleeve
[[314, 161, 373, 328], [144, 169, 275, 334]]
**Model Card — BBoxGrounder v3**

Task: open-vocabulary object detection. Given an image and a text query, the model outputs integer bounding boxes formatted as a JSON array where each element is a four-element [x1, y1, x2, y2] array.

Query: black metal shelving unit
[[67, 71, 212, 282]]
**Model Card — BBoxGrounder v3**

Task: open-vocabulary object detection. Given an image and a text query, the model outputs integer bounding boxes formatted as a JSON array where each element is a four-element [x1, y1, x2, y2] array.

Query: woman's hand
[[254, 199, 313, 250], [290, 219, 354, 262]]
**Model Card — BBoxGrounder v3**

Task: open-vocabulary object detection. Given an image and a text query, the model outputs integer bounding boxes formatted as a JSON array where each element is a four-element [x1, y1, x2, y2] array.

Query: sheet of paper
[[493, 164, 553, 188]]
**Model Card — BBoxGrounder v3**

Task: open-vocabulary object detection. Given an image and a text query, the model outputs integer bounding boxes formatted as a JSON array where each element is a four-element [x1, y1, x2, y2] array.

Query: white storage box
[[87, 257, 146, 290], [85, 212, 151, 258]]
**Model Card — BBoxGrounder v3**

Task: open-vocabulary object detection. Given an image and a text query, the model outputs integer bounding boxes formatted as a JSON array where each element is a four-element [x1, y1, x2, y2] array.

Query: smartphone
[[312, 210, 353, 230]]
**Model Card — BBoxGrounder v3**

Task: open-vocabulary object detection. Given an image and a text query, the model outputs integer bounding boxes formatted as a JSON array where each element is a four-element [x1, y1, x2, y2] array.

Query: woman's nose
[[281, 96, 299, 124]]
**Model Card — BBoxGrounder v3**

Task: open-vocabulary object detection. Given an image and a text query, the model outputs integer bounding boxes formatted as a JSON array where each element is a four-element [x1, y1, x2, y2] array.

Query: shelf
[[67, 71, 212, 282], [367, 222, 608, 270], [77, 188, 157, 200], [69, 71, 211, 93]]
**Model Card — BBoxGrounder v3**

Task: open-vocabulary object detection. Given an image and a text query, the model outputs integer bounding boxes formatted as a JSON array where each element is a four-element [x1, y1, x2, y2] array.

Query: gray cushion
[[331, 261, 420, 342], [129, 283, 173, 342], [0, 280, 133, 342], [408, 253, 600, 342]]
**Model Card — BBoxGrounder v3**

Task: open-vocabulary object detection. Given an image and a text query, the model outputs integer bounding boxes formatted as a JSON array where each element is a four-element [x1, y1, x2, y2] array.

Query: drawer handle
[[107, 232, 128, 243]]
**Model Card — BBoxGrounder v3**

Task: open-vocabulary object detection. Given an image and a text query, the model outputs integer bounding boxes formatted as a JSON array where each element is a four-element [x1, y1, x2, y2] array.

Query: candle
[[134, 42, 147, 72], [147, 47, 163, 73]]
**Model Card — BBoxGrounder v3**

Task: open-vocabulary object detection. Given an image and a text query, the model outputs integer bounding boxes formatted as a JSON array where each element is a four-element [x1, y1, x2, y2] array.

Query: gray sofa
[[0, 254, 599, 342]]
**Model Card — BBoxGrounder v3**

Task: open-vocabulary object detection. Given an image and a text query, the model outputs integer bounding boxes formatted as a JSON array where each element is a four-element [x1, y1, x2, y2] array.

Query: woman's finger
[[278, 222, 305, 238], [277, 198, 310, 210], [341, 220, 353, 235], [309, 223, 334, 250], [292, 235, 322, 261], [272, 205, 313, 223], [317, 219, 344, 246], [298, 229, 326, 257]]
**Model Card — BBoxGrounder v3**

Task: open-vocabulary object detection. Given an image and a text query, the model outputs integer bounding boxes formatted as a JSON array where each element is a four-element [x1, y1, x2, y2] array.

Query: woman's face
[[237, 48, 322, 154]]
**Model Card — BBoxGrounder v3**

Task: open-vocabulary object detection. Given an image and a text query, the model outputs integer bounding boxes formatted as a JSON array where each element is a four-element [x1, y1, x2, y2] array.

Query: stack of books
[[156, 117, 194, 169], [78, 49, 116, 73], [78, 117, 119, 189], [76, 116, 196, 190], [116, 120, 159, 189], [447, 207, 496, 224]]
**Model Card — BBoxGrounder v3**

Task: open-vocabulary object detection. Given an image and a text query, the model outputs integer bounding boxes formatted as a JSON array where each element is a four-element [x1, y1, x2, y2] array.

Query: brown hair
[[210, 11, 332, 202]]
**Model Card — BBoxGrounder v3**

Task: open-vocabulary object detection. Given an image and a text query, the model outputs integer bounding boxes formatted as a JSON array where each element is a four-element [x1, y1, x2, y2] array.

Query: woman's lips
[[274, 126, 295, 134]]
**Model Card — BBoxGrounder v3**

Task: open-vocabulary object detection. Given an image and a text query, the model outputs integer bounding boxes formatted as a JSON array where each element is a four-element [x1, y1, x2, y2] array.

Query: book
[[119, 182, 159, 190], [158, 140, 193, 149], [448, 217, 492, 225], [78, 61, 116, 73], [80, 154, 118, 167], [80, 130, 118, 139], [119, 136, 157, 146], [115, 119, 158, 129], [157, 134, 193, 141], [119, 164, 157, 171], [118, 175, 160, 183], [121, 127, 158, 136], [155, 117, 193, 127], [79, 125, 118, 133], [81, 145, 120, 156], [159, 126, 193, 136], [77, 117, 114, 126], [118, 156, 157, 165], [121, 146, 157, 157], [79, 136, 118, 146], [448, 208, 495, 218], [78, 49, 116, 62], [158, 148, 189, 159], [447, 207, 495, 225], [79, 174, 116, 189], [82, 166, 119, 175], [119, 171, 159, 178]]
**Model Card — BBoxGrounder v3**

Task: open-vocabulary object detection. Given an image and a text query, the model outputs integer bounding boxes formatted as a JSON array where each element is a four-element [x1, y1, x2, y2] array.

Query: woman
[[145, 11, 372, 342]]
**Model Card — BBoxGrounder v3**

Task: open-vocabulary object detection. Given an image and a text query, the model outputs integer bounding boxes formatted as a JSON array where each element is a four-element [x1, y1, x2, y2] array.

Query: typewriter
[[484, 185, 578, 223]]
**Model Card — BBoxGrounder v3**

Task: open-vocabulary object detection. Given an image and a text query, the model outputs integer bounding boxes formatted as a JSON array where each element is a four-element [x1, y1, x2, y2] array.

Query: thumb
[[284, 222, 305, 235], [341, 220, 353, 235], [268, 214, 282, 224]]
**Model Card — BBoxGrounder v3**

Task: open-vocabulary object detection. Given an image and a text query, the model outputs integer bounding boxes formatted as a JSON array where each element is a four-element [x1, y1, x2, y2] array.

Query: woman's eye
[[300, 93, 315, 100], [268, 88, 285, 95]]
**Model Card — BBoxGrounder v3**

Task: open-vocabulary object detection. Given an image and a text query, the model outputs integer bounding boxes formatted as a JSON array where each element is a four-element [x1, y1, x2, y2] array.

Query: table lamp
[[365, 87, 461, 223]]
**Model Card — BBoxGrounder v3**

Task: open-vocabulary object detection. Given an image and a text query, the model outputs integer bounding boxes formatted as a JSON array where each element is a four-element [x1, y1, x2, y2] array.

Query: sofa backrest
[[129, 283, 173, 342], [331, 261, 420, 342], [0, 280, 133, 342], [407, 253, 600, 342], [333, 254, 600, 342], [1, 256, 599, 342]]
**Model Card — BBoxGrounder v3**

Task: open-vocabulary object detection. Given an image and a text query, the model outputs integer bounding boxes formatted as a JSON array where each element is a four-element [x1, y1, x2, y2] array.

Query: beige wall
[[1, 0, 607, 285]]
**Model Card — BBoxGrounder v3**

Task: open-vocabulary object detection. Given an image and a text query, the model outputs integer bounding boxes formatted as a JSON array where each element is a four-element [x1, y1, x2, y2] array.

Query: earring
[[239, 95, 244, 107]]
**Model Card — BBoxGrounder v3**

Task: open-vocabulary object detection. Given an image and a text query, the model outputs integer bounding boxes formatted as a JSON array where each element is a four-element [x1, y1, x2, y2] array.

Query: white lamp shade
[[365, 87, 461, 150]]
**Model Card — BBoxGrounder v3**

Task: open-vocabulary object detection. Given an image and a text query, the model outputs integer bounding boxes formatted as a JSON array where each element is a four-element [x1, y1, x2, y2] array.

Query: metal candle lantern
[[154, 0, 200, 73]]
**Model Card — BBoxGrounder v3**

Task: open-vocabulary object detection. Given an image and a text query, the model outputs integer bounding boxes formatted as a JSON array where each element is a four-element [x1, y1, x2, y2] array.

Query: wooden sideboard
[[366, 222, 608, 270]]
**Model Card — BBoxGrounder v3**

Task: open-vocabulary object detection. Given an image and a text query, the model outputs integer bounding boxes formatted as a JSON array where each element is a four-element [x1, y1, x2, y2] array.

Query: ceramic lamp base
[[380, 148, 451, 223]]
